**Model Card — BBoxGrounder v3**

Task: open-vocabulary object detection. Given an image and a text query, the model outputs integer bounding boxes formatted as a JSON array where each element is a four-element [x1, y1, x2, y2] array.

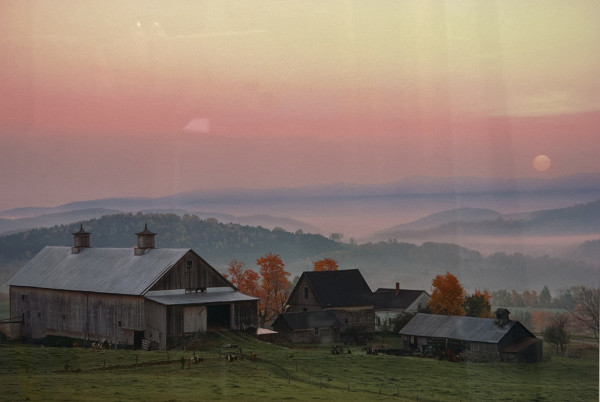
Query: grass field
[[0, 331, 597, 401]]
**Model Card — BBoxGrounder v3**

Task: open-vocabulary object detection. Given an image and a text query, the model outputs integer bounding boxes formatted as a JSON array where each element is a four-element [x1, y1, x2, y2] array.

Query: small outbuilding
[[399, 309, 542, 362], [272, 310, 340, 344]]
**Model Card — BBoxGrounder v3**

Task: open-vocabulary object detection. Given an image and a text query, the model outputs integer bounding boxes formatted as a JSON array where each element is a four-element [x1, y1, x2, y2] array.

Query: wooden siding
[[183, 306, 207, 333], [144, 299, 167, 350], [286, 276, 322, 312], [10, 286, 144, 345], [149, 251, 230, 292]]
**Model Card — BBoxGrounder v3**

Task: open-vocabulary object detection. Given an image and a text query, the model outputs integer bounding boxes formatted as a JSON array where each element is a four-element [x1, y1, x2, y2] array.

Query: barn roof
[[274, 310, 340, 330], [372, 288, 428, 310], [301, 269, 373, 308], [399, 313, 523, 344], [8, 246, 191, 295], [145, 288, 258, 305]]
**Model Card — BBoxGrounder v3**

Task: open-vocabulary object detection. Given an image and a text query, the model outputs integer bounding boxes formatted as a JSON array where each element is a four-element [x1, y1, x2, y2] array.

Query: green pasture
[[0, 331, 597, 401]]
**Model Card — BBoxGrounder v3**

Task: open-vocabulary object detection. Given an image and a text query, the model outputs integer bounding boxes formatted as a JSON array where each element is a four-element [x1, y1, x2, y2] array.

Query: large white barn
[[8, 225, 257, 349]]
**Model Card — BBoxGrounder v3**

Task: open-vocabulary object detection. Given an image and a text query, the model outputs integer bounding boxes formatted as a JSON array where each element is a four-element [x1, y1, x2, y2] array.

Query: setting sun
[[533, 155, 552, 172]]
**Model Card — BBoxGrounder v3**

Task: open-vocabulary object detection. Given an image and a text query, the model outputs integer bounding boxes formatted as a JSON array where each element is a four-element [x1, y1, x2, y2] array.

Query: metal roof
[[7, 246, 191, 295], [399, 313, 518, 344], [302, 269, 373, 308], [145, 288, 258, 306]]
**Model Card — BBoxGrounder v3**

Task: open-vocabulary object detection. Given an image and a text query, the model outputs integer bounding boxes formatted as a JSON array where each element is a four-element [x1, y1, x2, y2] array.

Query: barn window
[[21, 294, 28, 301], [303, 287, 309, 299], [118, 320, 122, 327], [37, 312, 41, 318], [302, 307, 307, 312], [186, 260, 193, 270], [314, 327, 319, 335], [62, 315, 66, 319]]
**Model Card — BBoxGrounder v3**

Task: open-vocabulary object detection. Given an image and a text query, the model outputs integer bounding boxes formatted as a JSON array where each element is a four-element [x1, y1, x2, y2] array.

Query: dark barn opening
[[134, 330, 144, 349], [207, 304, 230, 328]]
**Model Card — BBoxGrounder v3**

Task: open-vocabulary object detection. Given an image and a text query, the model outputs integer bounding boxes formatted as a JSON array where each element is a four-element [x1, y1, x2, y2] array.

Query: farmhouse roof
[[372, 288, 428, 310], [301, 269, 373, 308], [399, 313, 532, 344], [274, 310, 340, 330], [8, 246, 191, 295]]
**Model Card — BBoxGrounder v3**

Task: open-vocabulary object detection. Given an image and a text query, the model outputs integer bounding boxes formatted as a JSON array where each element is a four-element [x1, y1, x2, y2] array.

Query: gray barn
[[283, 269, 375, 343], [399, 310, 543, 362], [8, 225, 258, 349]]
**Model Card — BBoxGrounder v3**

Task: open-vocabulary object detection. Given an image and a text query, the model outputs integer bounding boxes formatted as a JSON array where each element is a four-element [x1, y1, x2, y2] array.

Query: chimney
[[134, 224, 156, 255], [395, 282, 400, 296], [72, 225, 90, 254]]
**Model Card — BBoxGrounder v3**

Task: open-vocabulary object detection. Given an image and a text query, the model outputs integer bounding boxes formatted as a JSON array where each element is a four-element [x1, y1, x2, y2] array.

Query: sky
[[0, 0, 599, 212]]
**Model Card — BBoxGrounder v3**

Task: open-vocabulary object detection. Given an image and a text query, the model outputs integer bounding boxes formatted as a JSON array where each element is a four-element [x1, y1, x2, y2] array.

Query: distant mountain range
[[374, 200, 600, 239], [1, 172, 599, 239]]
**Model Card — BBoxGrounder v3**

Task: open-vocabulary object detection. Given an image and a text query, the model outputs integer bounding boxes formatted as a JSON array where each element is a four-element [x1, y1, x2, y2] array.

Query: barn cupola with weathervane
[[71, 224, 91, 254], [134, 223, 156, 255]]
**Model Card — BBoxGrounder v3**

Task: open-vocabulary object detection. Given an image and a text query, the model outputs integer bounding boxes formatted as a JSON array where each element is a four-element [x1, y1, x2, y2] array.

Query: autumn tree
[[463, 290, 492, 318], [427, 272, 465, 316], [227, 260, 261, 298], [256, 253, 290, 326], [313, 257, 339, 271]]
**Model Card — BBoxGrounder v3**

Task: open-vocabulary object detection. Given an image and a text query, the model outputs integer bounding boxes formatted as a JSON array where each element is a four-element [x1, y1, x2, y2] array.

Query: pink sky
[[1, 1, 599, 211]]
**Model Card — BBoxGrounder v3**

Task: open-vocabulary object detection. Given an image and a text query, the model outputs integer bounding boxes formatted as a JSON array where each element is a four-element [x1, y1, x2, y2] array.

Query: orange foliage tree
[[427, 272, 465, 316], [227, 260, 261, 298], [313, 258, 339, 271], [256, 253, 290, 326]]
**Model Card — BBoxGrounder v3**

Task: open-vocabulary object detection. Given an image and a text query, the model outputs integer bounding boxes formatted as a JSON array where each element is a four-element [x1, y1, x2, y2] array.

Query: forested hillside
[[0, 213, 596, 294], [0, 213, 344, 289]]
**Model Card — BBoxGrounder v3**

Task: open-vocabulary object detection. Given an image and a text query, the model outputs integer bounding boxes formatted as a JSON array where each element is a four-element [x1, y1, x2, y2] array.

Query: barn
[[399, 310, 543, 362], [8, 225, 258, 349], [283, 269, 375, 343]]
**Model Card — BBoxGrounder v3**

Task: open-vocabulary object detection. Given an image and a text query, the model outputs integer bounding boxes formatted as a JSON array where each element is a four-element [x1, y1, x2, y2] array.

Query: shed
[[399, 312, 542, 362]]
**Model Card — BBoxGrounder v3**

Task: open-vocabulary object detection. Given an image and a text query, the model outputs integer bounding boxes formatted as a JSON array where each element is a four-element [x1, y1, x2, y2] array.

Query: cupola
[[71, 224, 90, 254]]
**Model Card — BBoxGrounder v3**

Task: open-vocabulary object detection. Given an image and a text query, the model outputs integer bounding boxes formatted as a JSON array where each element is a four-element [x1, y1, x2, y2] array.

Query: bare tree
[[566, 286, 599, 342], [543, 313, 570, 356]]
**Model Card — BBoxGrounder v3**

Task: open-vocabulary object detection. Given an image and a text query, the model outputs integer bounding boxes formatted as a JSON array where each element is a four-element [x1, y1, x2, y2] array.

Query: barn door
[[183, 306, 207, 333]]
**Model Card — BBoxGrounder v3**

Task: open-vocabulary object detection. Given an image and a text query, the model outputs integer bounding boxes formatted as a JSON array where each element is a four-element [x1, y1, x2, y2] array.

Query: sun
[[532, 155, 551, 172]]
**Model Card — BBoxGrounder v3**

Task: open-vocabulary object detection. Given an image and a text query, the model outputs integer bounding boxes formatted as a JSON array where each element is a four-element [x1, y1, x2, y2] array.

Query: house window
[[304, 287, 309, 299]]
